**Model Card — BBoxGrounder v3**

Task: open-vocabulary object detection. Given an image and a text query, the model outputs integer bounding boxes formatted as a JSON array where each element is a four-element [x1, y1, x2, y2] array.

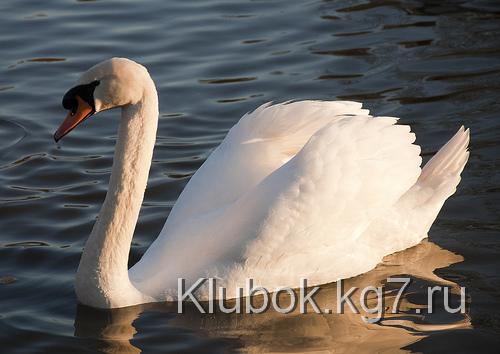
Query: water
[[1, 0, 499, 352]]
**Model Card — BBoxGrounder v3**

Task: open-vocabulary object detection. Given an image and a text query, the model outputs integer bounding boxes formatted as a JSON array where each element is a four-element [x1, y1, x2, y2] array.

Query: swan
[[54, 58, 470, 309]]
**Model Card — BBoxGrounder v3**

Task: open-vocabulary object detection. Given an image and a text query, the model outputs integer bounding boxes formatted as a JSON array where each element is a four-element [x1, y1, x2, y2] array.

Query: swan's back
[[129, 101, 469, 299]]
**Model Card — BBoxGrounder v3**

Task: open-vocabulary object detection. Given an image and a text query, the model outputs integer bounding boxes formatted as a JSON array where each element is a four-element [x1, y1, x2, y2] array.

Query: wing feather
[[221, 115, 422, 290]]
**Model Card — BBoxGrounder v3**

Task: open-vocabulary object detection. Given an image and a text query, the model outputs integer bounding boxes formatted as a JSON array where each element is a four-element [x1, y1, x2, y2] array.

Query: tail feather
[[412, 126, 470, 234], [361, 126, 470, 255], [418, 126, 470, 189]]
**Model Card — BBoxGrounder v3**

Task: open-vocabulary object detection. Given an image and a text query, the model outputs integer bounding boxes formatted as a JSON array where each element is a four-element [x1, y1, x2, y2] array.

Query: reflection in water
[[75, 305, 144, 354], [75, 240, 470, 353]]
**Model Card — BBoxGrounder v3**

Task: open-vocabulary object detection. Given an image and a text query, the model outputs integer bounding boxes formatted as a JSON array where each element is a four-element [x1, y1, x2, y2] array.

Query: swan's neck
[[76, 79, 158, 308]]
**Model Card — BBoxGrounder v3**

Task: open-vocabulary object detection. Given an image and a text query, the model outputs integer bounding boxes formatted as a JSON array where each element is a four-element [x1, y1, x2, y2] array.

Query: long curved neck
[[76, 79, 158, 308]]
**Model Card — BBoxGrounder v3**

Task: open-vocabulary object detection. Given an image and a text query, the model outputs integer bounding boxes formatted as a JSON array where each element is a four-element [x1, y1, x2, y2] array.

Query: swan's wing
[[165, 101, 369, 227], [221, 115, 422, 289], [131, 107, 422, 299]]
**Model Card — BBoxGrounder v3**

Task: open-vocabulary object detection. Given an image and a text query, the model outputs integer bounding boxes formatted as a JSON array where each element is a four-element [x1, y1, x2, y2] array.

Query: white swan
[[54, 58, 470, 309]]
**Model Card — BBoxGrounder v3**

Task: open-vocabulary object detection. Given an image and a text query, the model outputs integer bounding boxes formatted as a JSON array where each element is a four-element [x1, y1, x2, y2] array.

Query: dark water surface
[[1, 0, 500, 353]]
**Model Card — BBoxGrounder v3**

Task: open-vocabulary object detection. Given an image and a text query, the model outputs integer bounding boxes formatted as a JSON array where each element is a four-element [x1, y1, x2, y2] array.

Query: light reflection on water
[[1, 0, 499, 352]]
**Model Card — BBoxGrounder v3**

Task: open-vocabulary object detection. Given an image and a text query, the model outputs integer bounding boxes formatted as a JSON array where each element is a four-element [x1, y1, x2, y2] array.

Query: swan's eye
[[62, 80, 100, 112], [55, 80, 100, 142], [62, 97, 77, 114]]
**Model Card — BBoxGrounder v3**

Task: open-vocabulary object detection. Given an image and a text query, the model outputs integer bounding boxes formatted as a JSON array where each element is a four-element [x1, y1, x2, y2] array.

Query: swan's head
[[54, 57, 150, 142]]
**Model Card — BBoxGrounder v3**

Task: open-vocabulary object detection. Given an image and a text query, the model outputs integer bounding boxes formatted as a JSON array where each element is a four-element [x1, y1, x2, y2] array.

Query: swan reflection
[[74, 240, 471, 353]]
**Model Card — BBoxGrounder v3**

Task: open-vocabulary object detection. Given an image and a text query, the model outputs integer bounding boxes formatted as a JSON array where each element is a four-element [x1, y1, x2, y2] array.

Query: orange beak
[[54, 95, 94, 142]]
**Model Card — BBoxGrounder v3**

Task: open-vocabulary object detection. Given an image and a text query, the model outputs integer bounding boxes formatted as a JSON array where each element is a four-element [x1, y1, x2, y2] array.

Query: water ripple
[[199, 77, 257, 84]]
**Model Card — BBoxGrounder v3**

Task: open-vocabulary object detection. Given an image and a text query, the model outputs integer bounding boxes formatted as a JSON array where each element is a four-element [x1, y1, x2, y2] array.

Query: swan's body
[[55, 58, 470, 308]]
